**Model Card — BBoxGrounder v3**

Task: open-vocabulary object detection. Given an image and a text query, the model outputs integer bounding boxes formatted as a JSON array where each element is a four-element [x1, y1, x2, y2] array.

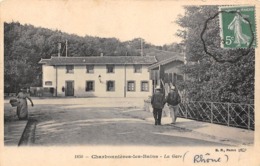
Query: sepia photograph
[[1, 0, 259, 165]]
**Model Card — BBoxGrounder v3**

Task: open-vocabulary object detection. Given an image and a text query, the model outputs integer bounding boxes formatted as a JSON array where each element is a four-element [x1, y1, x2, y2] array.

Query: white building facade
[[39, 56, 157, 98]]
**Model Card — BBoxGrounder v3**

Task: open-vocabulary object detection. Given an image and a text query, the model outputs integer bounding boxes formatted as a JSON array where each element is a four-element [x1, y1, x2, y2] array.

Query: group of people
[[151, 84, 181, 125]]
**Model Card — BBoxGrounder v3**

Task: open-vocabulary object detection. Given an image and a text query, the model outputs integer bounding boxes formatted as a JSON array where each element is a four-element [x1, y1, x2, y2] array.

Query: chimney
[[100, 52, 104, 57]]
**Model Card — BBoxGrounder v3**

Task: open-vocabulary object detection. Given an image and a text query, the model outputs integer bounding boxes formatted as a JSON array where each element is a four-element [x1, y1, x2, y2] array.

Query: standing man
[[166, 85, 181, 124], [151, 85, 166, 125]]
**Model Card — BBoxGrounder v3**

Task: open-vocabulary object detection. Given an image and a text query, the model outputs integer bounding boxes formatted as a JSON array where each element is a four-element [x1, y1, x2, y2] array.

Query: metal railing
[[178, 101, 254, 130]]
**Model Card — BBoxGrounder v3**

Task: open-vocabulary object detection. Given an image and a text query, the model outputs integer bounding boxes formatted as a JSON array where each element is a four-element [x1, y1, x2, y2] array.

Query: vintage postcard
[[0, 0, 259, 165]]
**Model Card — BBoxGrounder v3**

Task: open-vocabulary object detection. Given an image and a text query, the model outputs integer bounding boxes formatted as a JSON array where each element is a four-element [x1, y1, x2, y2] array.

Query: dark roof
[[142, 48, 184, 62], [39, 59, 51, 64], [39, 56, 157, 65], [148, 56, 184, 70], [140, 48, 184, 70]]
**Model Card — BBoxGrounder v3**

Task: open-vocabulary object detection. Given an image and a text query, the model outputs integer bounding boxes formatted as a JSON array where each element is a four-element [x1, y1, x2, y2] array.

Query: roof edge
[[148, 57, 184, 70], [38, 56, 157, 65]]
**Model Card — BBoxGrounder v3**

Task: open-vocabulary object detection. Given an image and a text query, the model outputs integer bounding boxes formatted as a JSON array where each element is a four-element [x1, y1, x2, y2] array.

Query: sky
[[1, 0, 185, 46]]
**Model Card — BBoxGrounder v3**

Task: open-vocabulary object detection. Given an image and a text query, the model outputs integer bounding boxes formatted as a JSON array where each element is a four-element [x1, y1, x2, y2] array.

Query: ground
[[4, 97, 230, 146]]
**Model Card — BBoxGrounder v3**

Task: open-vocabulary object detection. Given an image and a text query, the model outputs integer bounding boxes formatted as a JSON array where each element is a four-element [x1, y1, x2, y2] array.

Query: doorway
[[65, 81, 74, 96]]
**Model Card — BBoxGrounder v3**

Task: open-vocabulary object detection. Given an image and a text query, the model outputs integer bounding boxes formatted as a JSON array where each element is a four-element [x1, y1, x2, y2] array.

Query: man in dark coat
[[151, 85, 166, 125], [166, 85, 181, 124]]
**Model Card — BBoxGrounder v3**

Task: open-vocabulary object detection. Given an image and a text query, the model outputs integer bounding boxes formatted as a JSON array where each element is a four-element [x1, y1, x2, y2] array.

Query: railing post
[[248, 104, 250, 130], [185, 101, 188, 118], [227, 103, 230, 127], [211, 102, 213, 123]]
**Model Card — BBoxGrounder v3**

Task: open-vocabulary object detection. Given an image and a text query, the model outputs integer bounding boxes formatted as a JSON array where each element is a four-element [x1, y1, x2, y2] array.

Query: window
[[141, 81, 149, 91], [107, 65, 115, 73], [127, 81, 135, 91], [66, 65, 74, 73], [45, 81, 52, 86], [86, 81, 95, 91], [134, 65, 142, 73], [106, 81, 115, 91], [86, 65, 94, 73]]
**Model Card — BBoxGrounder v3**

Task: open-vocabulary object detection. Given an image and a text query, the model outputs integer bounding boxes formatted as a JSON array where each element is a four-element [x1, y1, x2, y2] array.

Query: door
[[65, 81, 74, 96]]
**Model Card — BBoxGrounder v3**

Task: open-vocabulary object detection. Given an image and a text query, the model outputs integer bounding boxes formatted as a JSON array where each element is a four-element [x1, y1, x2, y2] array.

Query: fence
[[178, 101, 254, 130], [144, 100, 254, 130], [30, 87, 55, 97]]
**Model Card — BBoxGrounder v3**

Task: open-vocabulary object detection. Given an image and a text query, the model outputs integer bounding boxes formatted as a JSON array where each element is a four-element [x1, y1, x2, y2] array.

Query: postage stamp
[[219, 6, 256, 49]]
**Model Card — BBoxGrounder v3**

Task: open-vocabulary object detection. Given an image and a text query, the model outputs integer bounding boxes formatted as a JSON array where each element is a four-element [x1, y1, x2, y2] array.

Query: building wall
[[42, 64, 152, 98], [42, 65, 56, 87], [125, 65, 152, 98]]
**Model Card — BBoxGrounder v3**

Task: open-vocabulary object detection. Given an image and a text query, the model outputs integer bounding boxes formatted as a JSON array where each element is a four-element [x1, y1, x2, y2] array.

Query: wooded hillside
[[4, 22, 181, 93]]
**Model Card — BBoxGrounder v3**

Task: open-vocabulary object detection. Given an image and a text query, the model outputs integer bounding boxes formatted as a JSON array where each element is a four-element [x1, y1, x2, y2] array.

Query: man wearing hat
[[151, 85, 166, 125], [166, 85, 181, 124]]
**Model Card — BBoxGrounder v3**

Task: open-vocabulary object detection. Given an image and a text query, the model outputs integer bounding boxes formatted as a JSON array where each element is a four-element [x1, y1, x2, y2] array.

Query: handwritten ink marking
[[225, 155, 229, 162], [183, 151, 189, 162], [193, 153, 221, 163]]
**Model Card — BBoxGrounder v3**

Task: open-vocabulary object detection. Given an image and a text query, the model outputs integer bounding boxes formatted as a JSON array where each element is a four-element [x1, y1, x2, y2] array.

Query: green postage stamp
[[219, 6, 256, 49]]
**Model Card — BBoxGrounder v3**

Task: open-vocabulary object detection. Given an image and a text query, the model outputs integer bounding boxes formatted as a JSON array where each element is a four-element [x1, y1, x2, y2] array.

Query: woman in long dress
[[228, 12, 251, 47], [17, 88, 34, 120]]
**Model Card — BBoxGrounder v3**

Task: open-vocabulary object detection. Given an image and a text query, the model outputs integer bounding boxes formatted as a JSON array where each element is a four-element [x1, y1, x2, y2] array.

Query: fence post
[[211, 102, 213, 123], [248, 104, 250, 130], [227, 103, 230, 127], [185, 102, 188, 118]]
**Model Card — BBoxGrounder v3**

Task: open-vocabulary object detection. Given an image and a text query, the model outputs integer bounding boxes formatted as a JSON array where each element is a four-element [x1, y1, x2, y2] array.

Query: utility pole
[[183, 46, 187, 102], [58, 43, 61, 57], [140, 38, 143, 56], [66, 40, 68, 57]]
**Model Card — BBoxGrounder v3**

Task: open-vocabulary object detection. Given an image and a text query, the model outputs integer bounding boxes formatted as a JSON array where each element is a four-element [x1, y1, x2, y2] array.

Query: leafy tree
[[162, 42, 183, 53], [176, 6, 254, 103], [4, 22, 160, 93]]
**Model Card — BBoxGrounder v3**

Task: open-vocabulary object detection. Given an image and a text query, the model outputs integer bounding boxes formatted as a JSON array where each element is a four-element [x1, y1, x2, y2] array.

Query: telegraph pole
[[66, 40, 68, 57], [141, 38, 143, 56], [58, 43, 61, 57], [183, 46, 187, 102]]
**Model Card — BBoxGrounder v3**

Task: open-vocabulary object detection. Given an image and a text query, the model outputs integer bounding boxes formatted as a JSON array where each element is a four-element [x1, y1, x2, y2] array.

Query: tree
[[4, 22, 159, 93], [176, 6, 254, 103]]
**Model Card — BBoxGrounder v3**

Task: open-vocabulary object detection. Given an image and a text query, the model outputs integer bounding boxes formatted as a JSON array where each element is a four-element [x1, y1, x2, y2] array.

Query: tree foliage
[[176, 6, 254, 103], [4, 22, 182, 93]]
